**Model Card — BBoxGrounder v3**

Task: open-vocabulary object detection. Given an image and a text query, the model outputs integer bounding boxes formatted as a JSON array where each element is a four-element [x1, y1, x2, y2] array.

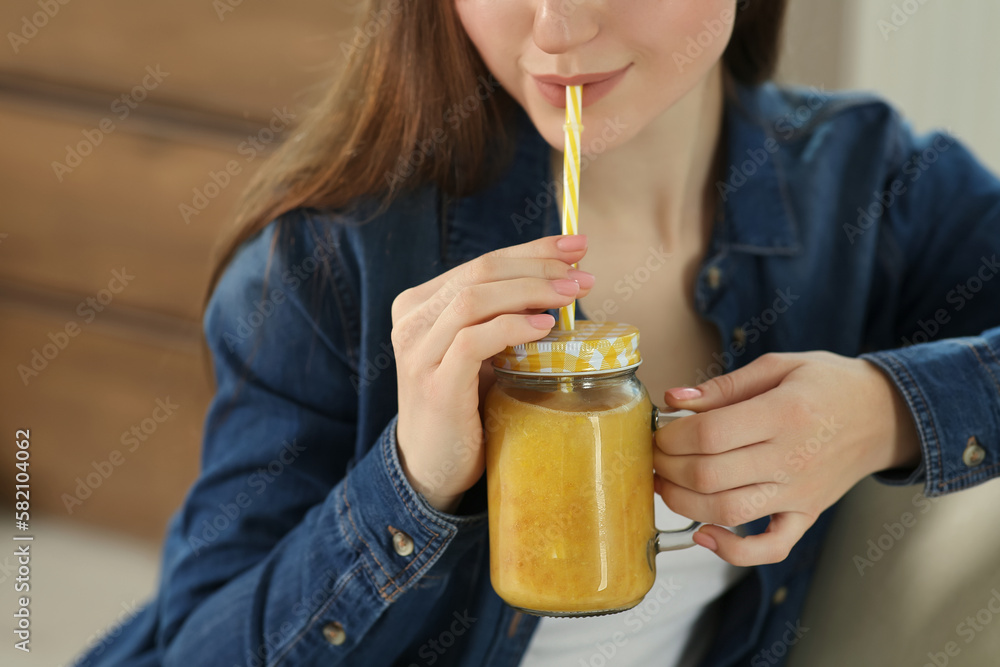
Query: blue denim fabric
[[75, 81, 1000, 667]]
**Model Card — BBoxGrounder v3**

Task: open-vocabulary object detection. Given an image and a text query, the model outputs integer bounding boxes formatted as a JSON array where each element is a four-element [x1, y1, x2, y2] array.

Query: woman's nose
[[533, 0, 601, 55]]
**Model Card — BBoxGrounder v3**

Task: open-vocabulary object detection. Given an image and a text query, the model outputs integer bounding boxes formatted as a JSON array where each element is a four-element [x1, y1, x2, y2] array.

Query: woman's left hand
[[653, 351, 922, 567]]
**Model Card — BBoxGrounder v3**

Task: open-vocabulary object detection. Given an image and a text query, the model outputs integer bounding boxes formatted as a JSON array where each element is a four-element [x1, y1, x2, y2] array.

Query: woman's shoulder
[[739, 81, 900, 131], [211, 189, 437, 302], [205, 191, 445, 365], [728, 80, 999, 253], [727, 79, 986, 205], [732, 80, 924, 165], [203, 206, 363, 371]]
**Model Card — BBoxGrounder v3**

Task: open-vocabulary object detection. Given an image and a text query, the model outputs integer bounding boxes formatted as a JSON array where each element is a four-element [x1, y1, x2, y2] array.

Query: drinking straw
[[558, 84, 583, 332]]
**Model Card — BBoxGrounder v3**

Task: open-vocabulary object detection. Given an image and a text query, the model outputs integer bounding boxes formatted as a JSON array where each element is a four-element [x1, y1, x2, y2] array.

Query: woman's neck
[[552, 63, 726, 250]]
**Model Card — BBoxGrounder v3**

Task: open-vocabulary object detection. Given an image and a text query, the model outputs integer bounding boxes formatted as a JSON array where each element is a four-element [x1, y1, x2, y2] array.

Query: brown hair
[[203, 0, 788, 312]]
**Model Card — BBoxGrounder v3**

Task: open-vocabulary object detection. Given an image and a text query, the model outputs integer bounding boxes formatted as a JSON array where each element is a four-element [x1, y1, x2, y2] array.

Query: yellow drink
[[484, 378, 655, 615]]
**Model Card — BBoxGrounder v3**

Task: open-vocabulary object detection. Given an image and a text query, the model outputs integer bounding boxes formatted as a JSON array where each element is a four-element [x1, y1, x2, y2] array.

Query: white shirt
[[518, 496, 749, 667]]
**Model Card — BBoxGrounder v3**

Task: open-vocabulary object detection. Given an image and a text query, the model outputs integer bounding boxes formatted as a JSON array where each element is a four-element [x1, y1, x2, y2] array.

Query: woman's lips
[[532, 64, 631, 109]]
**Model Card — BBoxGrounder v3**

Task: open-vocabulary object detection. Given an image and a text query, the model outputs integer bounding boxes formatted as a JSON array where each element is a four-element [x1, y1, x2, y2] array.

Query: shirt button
[[963, 437, 986, 467], [732, 327, 747, 348], [772, 586, 788, 605], [322, 622, 346, 646], [707, 266, 722, 290], [392, 529, 415, 557]]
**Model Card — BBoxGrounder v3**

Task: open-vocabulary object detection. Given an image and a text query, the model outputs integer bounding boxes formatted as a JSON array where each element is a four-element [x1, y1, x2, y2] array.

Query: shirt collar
[[719, 80, 802, 255], [444, 80, 803, 264]]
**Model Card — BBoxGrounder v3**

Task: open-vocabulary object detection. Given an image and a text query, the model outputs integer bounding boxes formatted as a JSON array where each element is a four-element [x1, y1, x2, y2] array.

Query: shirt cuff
[[337, 415, 488, 601], [861, 336, 1000, 497]]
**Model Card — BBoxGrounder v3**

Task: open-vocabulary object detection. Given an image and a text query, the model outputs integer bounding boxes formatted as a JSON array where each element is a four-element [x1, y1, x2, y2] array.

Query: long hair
[[203, 0, 788, 312]]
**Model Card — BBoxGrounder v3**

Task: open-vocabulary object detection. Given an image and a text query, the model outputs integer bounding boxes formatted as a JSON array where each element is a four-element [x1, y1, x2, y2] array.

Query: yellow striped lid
[[493, 321, 642, 375]]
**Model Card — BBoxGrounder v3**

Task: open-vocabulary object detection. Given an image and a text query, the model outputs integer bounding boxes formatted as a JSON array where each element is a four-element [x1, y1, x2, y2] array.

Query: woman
[[76, 1, 1000, 666]]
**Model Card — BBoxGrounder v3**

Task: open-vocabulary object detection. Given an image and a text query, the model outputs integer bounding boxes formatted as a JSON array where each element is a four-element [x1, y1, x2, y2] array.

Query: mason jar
[[484, 321, 699, 617]]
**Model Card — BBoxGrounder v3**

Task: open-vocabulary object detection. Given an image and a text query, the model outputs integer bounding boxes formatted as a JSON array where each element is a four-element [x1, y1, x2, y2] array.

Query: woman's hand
[[392, 235, 594, 513], [653, 351, 921, 566]]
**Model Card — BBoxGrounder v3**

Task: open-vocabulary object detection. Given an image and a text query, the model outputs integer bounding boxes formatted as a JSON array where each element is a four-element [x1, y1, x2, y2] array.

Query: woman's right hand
[[391, 234, 594, 512]]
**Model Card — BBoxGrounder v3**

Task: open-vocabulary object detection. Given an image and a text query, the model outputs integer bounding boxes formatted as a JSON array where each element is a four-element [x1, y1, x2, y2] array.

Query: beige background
[[782, 1, 1000, 664]]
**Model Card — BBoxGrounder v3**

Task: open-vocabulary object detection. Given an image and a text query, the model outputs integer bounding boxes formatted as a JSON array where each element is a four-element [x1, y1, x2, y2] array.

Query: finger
[[422, 277, 580, 363], [663, 353, 805, 412], [695, 512, 814, 566], [397, 257, 593, 345], [654, 391, 779, 455], [398, 235, 589, 315], [655, 476, 784, 527], [437, 313, 555, 388], [653, 441, 786, 494]]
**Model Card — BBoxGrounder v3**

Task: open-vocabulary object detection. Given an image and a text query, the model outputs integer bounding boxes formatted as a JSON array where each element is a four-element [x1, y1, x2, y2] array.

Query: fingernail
[[552, 279, 581, 296], [667, 387, 703, 401], [567, 269, 595, 289], [528, 314, 555, 330], [556, 234, 588, 252], [694, 530, 718, 552]]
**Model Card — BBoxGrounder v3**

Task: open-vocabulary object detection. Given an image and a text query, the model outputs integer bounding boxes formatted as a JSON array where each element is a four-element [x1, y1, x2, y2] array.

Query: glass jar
[[484, 321, 699, 617]]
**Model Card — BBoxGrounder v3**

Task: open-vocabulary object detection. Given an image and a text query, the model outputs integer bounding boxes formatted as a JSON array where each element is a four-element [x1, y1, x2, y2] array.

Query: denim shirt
[[76, 81, 1000, 667]]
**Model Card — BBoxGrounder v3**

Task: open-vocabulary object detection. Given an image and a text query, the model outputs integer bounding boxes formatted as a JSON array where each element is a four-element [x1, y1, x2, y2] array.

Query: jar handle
[[651, 405, 702, 553]]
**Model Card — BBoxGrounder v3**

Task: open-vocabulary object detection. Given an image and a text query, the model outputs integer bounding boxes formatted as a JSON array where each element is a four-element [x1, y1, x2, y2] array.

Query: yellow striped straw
[[558, 84, 583, 331]]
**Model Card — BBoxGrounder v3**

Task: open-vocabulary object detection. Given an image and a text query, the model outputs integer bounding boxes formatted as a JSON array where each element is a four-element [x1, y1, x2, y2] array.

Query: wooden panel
[[0, 0, 353, 120], [0, 104, 259, 321], [0, 297, 210, 541]]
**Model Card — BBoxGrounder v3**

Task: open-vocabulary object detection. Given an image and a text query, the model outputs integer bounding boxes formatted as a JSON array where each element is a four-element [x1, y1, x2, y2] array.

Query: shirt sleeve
[[152, 217, 487, 666], [859, 117, 1000, 497]]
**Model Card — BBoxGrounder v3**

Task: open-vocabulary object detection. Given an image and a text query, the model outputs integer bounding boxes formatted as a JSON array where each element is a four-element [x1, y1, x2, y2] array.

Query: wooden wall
[[0, 0, 353, 541]]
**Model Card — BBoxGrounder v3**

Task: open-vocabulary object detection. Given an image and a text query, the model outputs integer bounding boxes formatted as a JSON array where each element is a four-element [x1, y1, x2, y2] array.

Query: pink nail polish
[[567, 269, 595, 289], [668, 387, 703, 401], [556, 235, 588, 252], [552, 279, 581, 296], [528, 314, 555, 330]]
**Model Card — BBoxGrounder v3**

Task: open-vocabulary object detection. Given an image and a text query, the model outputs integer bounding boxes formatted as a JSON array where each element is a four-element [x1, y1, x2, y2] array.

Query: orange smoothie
[[484, 380, 655, 615]]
